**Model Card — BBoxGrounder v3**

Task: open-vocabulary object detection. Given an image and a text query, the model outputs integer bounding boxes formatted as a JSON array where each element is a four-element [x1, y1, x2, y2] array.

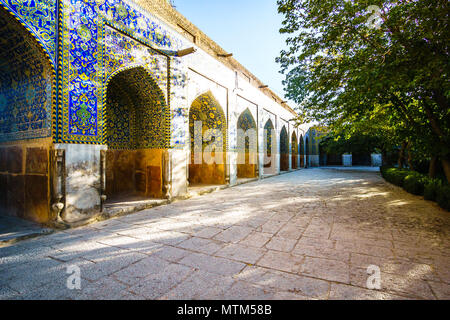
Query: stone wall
[[237, 151, 258, 179], [188, 159, 226, 185], [106, 149, 164, 198], [59, 144, 106, 223], [0, 138, 51, 223], [371, 154, 382, 167]]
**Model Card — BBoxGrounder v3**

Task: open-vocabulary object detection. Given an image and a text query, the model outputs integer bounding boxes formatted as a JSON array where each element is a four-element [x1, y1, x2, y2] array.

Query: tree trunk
[[423, 102, 446, 141], [429, 156, 438, 178], [382, 150, 388, 166], [398, 141, 406, 168], [406, 141, 414, 171], [432, 90, 449, 114], [441, 158, 450, 184]]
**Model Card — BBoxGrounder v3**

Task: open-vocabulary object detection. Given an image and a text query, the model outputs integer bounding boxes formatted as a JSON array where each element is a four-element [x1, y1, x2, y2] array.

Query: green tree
[[277, 0, 450, 181]]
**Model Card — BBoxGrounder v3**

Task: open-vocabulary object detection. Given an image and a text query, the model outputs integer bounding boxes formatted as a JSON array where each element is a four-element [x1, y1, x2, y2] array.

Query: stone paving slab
[[0, 215, 53, 245], [0, 168, 449, 300]]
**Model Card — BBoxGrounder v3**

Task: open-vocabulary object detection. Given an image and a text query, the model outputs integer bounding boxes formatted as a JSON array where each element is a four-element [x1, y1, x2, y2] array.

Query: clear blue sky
[[174, 0, 293, 106]]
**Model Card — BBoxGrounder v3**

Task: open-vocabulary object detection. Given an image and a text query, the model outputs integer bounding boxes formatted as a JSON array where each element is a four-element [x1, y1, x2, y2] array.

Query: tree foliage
[[277, 0, 450, 181], [320, 133, 382, 155]]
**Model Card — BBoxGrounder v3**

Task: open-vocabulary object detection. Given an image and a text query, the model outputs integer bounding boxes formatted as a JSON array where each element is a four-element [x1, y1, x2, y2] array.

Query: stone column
[[162, 149, 172, 199], [170, 148, 188, 197], [342, 154, 352, 167], [371, 153, 382, 167], [54, 143, 107, 223]]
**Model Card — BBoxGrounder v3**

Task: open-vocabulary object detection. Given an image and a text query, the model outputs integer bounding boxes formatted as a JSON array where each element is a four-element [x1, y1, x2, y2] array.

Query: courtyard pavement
[[1, 168, 449, 300], [0, 216, 53, 244]]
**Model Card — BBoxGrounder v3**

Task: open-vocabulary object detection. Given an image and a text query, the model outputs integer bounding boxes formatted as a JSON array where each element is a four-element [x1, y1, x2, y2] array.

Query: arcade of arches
[[0, 1, 308, 226]]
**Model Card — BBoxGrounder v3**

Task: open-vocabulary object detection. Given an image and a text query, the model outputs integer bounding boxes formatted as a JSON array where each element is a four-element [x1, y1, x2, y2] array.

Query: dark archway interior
[[320, 147, 327, 166], [352, 153, 371, 166], [188, 93, 227, 185], [237, 109, 257, 179], [305, 137, 310, 167], [0, 7, 53, 223], [327, 154, 343, 165], [299, 136, 305, 167], [280, 126, 289, 171], [291, 132, 298, 169], [105, 67, 168, 199]]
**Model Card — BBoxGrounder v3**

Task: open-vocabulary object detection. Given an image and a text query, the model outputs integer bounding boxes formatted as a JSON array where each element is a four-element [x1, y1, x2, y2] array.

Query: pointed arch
[[263, 119, 276, 174], [237, 108, 256, 133], [299, 135, 305, 167], [280, 126, 289, 171], [0, 5, 55, 142], [305, 136, 310, 168], [188, 91, 227, 185], [105, 66, 169, 149], [236, 108, 257, 178], [0, 2, 55, 69], [104, 66, 169, 200], [291, 131, 298, 169], [0, 5, 57, 224]]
